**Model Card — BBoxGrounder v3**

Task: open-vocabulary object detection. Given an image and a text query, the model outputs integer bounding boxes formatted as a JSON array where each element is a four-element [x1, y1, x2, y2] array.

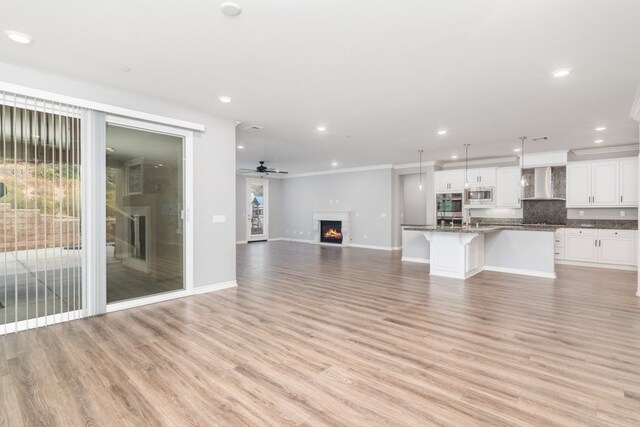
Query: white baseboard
[[556, 260, 637, 271], [483, 265, 557, 279], [282, 238, 314, 244], [236, 240, 247, 244], [268, 237, 285, 241], [350, 243, 400, 251], [401, 256, 430, 264], [193, 280, 238, 294]]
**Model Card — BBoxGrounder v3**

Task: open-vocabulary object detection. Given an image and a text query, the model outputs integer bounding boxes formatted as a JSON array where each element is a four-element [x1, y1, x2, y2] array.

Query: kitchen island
[[404, 225, 559, 279]]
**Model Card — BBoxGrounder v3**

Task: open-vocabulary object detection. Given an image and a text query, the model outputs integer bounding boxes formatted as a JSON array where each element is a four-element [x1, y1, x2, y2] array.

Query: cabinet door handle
[[594, 239, 597, 247], [621, 195, 623, 203]]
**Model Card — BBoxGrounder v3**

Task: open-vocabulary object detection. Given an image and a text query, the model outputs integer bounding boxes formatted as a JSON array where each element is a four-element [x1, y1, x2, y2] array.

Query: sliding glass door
[[105, 123, 185, 304], [0, 97, 82, 333]]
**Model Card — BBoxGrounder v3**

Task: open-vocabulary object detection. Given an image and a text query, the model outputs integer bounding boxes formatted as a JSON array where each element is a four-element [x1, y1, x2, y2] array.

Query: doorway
[[246, 178, 268, 242]]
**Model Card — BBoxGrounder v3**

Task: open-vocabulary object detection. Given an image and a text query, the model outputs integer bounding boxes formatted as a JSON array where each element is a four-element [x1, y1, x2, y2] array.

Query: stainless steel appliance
[[436, 192, 463, 222], [465, 187, 494, 205]]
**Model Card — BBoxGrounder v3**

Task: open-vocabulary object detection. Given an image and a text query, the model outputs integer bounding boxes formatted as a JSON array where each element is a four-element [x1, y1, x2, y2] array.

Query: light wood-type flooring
[[2, 241, 640, 426]]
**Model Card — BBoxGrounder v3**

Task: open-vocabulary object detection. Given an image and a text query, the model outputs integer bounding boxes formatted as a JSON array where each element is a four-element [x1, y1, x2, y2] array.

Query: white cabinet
[[435, 170, 464, 193], [591, 161, 619, 206], [466, 168, 496, 185], [562, 228, 636, 267], [620, 158, 638, 206], [565, 234, 598, 263], [566, 163, 592, 206], [566, 158, 637, 208], [496, 167, 522, 208]]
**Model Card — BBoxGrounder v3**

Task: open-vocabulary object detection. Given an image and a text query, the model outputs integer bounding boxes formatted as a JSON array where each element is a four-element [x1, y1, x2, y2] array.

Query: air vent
[[242, 125, 263, 132]]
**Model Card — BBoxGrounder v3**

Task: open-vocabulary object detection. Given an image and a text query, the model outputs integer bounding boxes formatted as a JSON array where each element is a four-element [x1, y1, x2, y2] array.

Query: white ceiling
[[1, 0, 640, 173]]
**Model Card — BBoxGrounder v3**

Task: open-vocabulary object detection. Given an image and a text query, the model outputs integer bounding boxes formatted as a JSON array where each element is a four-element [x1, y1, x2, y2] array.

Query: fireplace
[[320, 220, 343, 244]]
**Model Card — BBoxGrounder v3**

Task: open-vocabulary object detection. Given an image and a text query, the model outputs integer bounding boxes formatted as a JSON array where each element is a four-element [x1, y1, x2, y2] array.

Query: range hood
[[521, 167, 565, 200]]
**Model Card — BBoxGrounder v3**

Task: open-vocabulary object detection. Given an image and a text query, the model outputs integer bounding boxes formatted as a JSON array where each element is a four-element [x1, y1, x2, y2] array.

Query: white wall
[[280, 168, 394, 248], [0, 61, 237, 288], [402, 173, 427, 224]]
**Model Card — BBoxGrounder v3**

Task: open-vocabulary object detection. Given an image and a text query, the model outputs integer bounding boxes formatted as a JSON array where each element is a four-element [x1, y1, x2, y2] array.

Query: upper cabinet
[[434, 169, 465, 193], [466, 168, 496, 185], [619, 158, 639, 206], [566, 158, 638, 208], [495, 166, 522, 208]]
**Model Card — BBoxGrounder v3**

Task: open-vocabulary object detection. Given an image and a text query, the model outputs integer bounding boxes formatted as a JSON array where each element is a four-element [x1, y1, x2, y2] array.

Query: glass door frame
[[246, 178, 268, 241], [104, 115, 194, 313]]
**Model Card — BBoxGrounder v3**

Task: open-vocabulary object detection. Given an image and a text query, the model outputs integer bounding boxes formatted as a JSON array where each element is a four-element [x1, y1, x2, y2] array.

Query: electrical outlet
[[579, 211, 584, 217], [380, 212, 387, 218], [364, 234, 367, 239], [212, 215, 226, 223], [329, 200, 333, 204], [620, 210, 626, 217], [299, 231, 304, 236], [336, 200, 339, 204]]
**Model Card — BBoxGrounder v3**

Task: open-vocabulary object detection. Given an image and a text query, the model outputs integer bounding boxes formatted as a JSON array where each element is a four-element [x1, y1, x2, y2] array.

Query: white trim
[[236, 240, 248, 244], [483, 265, 557, 278], [440, 156, 518, 169], [393, 161, 437, 169], [1, 310, 83, 336], [285, 164, 394, 178], [556, 260, 637, 271], [401, 256, 430, 264], [193, 280, 238, 295], [268, 237, 285, 241], [630, 86, 640, 121], [522, 151, 569, 168], [571, 144, 639, 156], [281, 238, 313, 244], [349, 243, 401, 251], [0, 81, 205, 132]]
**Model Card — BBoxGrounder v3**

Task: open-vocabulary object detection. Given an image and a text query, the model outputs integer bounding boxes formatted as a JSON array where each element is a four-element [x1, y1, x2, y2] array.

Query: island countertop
[[403, 224, 562, 233]]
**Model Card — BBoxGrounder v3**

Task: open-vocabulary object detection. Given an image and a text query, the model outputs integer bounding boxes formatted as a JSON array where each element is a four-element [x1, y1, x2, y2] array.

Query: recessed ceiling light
[[220, 2, 242, 16], [106, 147, 116, 152], [316, 126, 326, 132], [437, 130, 448, 135], [451, 155, 458, 159], [237, 145, 244, 149], [514, 148, 521, 152], [218, 96, 232, 103], [4, 30, 33, 44], [594, 139, 604, 144], [595, 126, 607, 131], [331, 162, 338, 167], [552, 68, 571, 78]]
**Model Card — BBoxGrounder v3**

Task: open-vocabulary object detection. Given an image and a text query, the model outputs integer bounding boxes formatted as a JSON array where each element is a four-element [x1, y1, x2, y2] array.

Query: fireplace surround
[[312, 211, 351, 246]]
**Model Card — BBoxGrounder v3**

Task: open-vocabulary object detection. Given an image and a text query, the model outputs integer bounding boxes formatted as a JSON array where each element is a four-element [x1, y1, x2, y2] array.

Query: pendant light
[[463, 144, 470, 189], [418, 149, 424, 191], [519, 136, 529, 186]]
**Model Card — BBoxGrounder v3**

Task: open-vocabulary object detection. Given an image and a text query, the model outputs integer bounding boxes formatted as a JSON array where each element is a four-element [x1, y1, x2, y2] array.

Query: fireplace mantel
[[312, 211, 351, 246]]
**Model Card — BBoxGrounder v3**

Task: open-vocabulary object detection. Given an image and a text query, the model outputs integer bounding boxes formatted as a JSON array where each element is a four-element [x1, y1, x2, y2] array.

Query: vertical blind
[[0, 92, 83, 334]]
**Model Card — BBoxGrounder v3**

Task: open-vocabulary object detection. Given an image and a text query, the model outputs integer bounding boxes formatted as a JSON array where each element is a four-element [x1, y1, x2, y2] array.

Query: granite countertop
[[403, 224, 562, 233], [401, 224, 428, 227]]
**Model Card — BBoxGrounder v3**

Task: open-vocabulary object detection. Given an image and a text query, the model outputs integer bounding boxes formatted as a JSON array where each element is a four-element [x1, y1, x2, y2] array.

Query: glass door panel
[[105, 124, 184, 303], [247, 179, 268, 241]]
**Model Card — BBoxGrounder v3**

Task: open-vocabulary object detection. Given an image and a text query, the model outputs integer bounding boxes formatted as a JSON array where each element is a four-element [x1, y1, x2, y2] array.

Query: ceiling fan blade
[[238, 168, 258, 172], [270, 170, 289, 174]]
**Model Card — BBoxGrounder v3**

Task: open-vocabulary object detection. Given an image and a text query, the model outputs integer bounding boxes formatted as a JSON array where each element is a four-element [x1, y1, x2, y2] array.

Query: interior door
[[246, 178, 268, 241]]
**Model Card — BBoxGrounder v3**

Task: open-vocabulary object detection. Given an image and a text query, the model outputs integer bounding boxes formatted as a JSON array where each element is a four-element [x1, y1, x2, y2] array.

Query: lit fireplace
[[320, 220, 343, 244]]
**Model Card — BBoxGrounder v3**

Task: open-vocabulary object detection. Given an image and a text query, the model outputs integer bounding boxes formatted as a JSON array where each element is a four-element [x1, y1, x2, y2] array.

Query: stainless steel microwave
[[465, 187, 494, 205]]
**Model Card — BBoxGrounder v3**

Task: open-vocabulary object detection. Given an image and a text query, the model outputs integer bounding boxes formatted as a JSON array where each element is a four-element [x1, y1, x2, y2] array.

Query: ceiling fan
[[238, 161, 288, 175]]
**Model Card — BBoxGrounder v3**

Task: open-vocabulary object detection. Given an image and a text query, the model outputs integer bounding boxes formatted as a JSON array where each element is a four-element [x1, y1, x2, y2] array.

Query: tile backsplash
[[522, 199, 567, 224]]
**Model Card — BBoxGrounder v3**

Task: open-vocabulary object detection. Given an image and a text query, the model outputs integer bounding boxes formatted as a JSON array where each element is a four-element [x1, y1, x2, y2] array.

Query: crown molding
[[393, 161, 437, 169], [440, 156, 518, 168], [284, 164, 394, 178], [630, 86, 640, 121], [571, 144, 639, 156]]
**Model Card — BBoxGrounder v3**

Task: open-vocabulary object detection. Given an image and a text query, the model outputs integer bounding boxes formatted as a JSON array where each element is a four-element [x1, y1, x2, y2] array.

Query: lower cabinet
[[561, 228, 636, 267]]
